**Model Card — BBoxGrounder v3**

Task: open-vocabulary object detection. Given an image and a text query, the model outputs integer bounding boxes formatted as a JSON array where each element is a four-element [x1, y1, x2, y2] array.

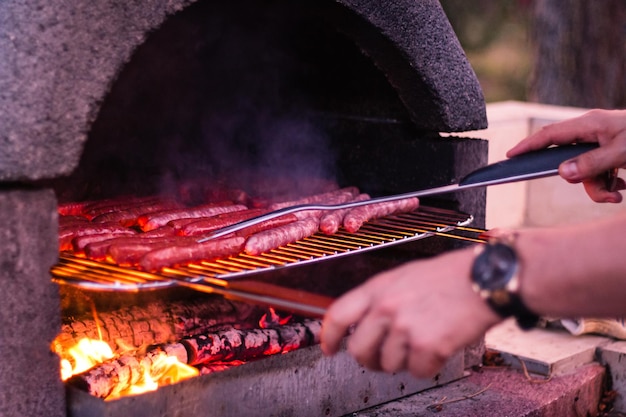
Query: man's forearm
[[519, 211, 626, 317]]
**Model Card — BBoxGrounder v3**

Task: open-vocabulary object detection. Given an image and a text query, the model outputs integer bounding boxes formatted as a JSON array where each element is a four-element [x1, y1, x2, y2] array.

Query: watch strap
[[474, 231, 540, 330], [486, 293, 539, 330]]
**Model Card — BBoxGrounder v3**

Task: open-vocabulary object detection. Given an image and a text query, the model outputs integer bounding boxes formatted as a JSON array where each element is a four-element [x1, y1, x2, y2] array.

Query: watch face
[[471, 243, 518, 290]]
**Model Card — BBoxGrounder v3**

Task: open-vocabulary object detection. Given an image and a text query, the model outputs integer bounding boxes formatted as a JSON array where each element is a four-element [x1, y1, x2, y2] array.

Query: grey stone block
[[0, 188, 65, 417], [0, 0, 485, 182]]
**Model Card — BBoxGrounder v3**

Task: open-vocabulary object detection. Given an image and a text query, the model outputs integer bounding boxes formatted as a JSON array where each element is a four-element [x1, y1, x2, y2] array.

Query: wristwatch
[[470, 232, 539, 330]]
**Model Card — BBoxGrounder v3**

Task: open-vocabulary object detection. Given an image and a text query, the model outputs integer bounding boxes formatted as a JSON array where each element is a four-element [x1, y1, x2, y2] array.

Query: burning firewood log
[[66, 318, 322, 399], [67, 344, 189, 399], [55, 297, 268, 356], [185, 318, 321, 364]]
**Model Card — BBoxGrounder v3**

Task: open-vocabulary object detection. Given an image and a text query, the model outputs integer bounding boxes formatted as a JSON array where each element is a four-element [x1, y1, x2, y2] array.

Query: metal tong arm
[[196, 184, 457, 242], [198, 143, 598, 242]]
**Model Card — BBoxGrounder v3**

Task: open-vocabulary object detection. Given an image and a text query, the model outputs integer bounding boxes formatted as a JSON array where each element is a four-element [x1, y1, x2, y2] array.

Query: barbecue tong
[[198, 143, 602, 242]]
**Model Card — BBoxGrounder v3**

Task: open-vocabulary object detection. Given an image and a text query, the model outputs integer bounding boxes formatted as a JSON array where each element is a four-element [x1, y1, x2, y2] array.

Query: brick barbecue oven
[[0, 1, 488, 416]]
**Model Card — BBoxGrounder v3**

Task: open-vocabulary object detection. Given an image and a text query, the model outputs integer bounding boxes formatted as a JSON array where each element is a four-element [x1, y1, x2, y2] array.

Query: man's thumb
[[559, 159, 582, 182]]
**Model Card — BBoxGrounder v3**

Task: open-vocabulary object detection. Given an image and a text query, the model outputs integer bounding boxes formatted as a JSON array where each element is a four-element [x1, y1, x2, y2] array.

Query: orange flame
[[259, 307, 291, 328], [57, 338, 114, 381], [120, 367, 159, 398], [151, 354, 200, 387], [106, 353, 199, 400], [53, 337, 199, 399], [53, 299, 199, 399]]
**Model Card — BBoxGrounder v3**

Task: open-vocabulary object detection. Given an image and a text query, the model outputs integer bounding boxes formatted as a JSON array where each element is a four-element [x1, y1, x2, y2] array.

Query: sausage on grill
[[233, 214, 299, 237], [59, 224, 137, 252], [59, 215, 91, 228], [73, 226, 177, 255], [169, 208, 267, 235], [138, 236, 246, 271], [319, 193, 370, 235], [268, 187, 359, 211], [84, 237, 159, 261], [84, 235, 191, 262], [73, 233, 121, 253], [244, 218, 319, 256], [290, 191, 359, 221], [82, 195, 169, 220], [140, 226, 178, 238], [178, 211, 298, 238], [106, 237, 199, 266], [137, 203, 247, 232], [343, 197, 419, 233], [90, 199, 183, 226]]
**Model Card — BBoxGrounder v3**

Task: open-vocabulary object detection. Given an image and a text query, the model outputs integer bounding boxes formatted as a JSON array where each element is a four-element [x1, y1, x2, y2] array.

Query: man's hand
[[321, 248, 501, 378], [507, 109, 626, 203]]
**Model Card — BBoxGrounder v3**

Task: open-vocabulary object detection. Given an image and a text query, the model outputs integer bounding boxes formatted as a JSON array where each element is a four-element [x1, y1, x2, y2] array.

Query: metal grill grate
[[51, 206, 484, 292]]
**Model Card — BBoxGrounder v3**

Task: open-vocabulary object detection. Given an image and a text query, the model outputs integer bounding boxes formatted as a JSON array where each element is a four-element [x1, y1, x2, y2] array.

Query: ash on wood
[[185, 318, 321, 364]]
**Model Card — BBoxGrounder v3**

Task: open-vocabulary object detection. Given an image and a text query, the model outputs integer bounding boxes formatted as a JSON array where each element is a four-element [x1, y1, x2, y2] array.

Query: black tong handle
[[460, 143, 599, 187], [198, 144, 600, 242]]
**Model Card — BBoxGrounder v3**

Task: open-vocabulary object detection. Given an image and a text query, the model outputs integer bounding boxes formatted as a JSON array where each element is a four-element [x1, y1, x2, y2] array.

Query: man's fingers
[[507, 115, 597, 158], [346, 314, 390, 370], [379, 320, 410, 373], [407, 344, 446, 379], [321, 288, 373, 355], [582, 178, 624, 203], [507, 130, 565, 157], [560, 144, 626, 182], [506, 109, 626, 158]]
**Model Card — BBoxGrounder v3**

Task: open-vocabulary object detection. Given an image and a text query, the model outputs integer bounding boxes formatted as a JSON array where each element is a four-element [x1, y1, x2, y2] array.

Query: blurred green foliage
[[440, 0, 533, 102]]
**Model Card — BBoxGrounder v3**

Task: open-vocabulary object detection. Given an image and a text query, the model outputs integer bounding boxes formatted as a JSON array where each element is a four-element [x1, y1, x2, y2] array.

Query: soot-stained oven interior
[[11, 0, 489, 416], [53, 0, 488, 289]]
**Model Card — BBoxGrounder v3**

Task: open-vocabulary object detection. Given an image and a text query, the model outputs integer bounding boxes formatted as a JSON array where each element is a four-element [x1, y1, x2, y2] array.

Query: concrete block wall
[[0, 189, 64, 417]]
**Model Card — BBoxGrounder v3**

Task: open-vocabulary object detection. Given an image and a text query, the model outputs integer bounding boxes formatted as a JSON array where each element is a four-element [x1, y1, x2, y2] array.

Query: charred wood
[[67, 344, 188, 399], [56, 297, 267, 355], [184, 318, 322, 364], [66, 319, 322, 399]]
